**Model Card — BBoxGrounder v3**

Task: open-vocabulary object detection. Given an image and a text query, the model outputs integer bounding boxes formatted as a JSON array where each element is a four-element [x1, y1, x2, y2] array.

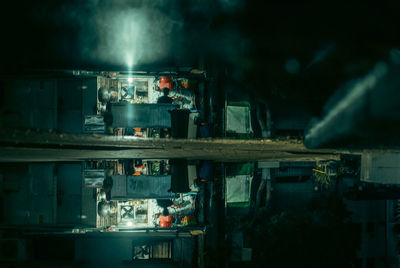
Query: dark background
[[1, 0, 400, 116]]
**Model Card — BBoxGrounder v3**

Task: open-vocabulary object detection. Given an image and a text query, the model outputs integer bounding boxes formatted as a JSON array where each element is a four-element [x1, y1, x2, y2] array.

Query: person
[[103, 175, 113, 201], [158, 207, 173, 228], [157, 199, 173, 208], [123, 159, 135, 175], [157, 88, 173, 104]]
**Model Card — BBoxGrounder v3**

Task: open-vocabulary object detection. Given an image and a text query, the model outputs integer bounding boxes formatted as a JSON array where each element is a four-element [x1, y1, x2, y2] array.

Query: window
[[132, 240, 173, 262]]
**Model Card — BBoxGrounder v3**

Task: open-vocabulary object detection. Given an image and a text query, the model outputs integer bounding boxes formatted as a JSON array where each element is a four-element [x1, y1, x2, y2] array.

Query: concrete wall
[[0, 77, 97, 133], [1, 163, 56, 224], [57, 78, 97, 133], [0, 163, 85, 225], [361, 152, 400, 184], [56, 164, 83, 225], [75, 237, 133, 264], [0, 79, 57, 130]]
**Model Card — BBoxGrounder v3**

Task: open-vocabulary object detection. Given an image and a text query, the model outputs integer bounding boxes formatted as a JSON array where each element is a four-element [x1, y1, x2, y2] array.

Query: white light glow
[[305, 62, 388, 142], [126, 51, 134, 70], [127, 221, 133, 227], [128, 77, 133, 83], [86, 5, 180, 69]]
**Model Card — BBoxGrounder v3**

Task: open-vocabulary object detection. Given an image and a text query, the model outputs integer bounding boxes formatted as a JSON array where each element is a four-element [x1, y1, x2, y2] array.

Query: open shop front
[[84, 72, 204, 139], [83, 159, 202, 231]]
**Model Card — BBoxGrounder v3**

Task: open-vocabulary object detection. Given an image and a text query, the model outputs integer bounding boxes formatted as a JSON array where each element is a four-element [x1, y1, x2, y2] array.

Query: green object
[[238, 163, 254, 175], [226, 162, 254, 176], [228, 101, 251, 107], [226, 175, 252, 204], [226, 101, 253, 136], [182, 220, 197, 226], [152, 162, 160, 174], [227, 201, 251, 208]]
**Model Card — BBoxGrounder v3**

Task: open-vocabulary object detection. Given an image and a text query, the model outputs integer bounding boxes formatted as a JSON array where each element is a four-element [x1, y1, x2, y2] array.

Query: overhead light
[[128, 77, 133, 83]]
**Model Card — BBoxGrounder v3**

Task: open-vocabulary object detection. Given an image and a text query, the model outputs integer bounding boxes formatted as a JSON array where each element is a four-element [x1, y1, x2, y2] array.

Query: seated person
[[157, 88, 173, 104], [158, 207, 173, 228]]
